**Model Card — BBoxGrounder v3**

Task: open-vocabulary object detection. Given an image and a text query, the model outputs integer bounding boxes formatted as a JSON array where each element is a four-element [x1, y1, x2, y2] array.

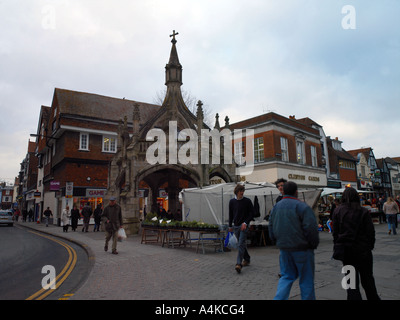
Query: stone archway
[[136, 164, 200, 215], [209, 166, 235, 183]]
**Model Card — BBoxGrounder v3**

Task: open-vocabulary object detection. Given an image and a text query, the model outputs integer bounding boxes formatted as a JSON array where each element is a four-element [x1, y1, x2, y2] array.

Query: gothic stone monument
[[107, 31, 238, 234]]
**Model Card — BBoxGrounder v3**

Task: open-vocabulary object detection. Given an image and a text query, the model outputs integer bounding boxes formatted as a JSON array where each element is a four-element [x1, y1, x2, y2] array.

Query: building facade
[[347, 148, 380, 191], [29, 88, 161, 224], [326, 137, 357, 189], [18, 140, 38, 216], [385, 157, 400, 197], [229, 113, 327, 188], [0, 184, 13, 209]]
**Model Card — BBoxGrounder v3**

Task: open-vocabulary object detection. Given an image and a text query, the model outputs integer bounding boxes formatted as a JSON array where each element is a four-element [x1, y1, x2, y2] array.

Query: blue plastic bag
[[224, 232, 231, 247], [225, 232, 238, 249]]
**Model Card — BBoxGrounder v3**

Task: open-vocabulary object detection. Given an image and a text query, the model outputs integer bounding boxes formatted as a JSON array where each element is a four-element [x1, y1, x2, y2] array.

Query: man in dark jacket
[[332, 187, 380, 300], [81, 203, 92, 232], [269, 181, 319, 300], [229, 184, 254, 274], [101, 197, 123, 254]]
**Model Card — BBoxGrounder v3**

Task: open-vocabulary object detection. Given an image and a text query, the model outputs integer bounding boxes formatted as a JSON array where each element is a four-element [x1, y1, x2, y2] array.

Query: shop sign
[[50, 180, 60, 191], [2, 196, 11, 203], [288, 174, 320, 182], [65, 182, 73, 198], [86, 189, 106, 197], [159, 189, 168, 198]]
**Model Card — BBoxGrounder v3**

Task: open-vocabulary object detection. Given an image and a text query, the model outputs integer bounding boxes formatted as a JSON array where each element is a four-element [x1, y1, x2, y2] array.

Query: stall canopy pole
[[264, 194, 267, 217], [221, 187, 224, 226]]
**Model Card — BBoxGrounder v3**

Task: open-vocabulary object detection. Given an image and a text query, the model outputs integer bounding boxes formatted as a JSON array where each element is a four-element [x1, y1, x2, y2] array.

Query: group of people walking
[[60, 203, 103, 232], [60, 197, 123, 255], [228, 179, 382, 300]]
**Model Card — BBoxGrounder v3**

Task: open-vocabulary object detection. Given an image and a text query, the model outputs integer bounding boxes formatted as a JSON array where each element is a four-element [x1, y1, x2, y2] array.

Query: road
[[0, 224, 90, 300]]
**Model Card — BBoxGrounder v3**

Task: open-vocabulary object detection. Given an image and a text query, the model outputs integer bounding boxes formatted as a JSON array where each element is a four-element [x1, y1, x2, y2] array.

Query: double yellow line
[[26, 231, 77, 300]]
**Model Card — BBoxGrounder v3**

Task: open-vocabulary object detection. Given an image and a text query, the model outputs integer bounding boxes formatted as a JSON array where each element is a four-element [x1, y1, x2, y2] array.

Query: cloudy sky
[[1, 0, 399, 183]]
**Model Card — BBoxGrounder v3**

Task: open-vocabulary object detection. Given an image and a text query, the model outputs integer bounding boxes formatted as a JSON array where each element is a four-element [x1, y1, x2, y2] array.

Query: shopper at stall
[[269, 181, 319, 300], [228, 184, 254, 274], [378, 196, 386, 223], [102, 197, 123, 254], [274, 178, 287, 204], [395, 195, 400, 228], [383, 197, 399, 235], [332, 187, 380, 300]]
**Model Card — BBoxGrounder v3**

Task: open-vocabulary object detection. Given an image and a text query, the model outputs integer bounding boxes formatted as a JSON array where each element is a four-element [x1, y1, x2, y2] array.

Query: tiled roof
[[54, 88, 161, 125]]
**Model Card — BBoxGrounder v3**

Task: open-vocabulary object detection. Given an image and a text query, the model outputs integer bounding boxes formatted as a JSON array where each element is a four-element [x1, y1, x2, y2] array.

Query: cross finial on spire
[[170, 30, 179, 44]]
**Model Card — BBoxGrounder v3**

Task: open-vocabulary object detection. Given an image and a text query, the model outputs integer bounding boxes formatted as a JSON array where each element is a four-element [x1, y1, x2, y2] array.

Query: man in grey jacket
[[101, 197, 123, 254], [269, 181, 319, 300]]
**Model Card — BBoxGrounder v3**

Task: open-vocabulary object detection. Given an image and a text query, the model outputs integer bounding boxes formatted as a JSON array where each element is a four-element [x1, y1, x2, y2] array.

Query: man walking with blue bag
[[229, 184, 255, 274], [269, 181, 319, 300]]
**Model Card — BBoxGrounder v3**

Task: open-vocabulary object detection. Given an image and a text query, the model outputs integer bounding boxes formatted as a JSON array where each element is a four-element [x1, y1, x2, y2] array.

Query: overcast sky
[[1, 0, 399, 183]]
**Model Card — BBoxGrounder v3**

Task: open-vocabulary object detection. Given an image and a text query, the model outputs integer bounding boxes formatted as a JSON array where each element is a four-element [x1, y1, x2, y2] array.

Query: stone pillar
[[120, 191, 141, 235]]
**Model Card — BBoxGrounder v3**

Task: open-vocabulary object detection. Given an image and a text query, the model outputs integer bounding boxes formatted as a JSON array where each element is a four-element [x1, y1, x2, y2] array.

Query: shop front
[[244, 161, 327, 189], [60, 187, 106, 225]]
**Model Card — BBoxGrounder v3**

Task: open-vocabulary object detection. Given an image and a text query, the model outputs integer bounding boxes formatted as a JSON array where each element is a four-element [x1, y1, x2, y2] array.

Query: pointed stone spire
[[132, 103, 140, 136], [196, 100, 204, 136], [196, 100, 204, 120], [224, 116, 230, 129], [214, 113, 220, 130], [165, 30, 182, 86]]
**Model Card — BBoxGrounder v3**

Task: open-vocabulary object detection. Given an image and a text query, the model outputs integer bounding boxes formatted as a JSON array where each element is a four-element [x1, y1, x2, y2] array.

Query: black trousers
[[343, 249, 380, 300]]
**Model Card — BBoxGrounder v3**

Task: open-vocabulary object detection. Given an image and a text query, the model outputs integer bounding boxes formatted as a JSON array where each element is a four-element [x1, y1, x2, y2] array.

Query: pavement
[[17, 220, 400, 301]]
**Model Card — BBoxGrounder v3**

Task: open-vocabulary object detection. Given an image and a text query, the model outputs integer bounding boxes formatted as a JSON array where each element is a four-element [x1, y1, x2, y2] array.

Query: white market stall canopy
[[320, 188, 374, 197], [181, 182, 322, 226]]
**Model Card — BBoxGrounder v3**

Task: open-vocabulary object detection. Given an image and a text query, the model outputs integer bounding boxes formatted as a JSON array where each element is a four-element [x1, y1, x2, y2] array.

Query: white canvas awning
[[320, 187, 374, 197], [181, 182, 322, 226]]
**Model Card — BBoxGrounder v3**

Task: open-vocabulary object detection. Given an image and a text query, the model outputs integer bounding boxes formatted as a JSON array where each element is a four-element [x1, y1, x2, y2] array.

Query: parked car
[[0, 210, 14, 226]]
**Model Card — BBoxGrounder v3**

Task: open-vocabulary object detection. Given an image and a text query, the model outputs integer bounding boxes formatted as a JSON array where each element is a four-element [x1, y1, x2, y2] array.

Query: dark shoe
[[242, 260, 250, 267], [104, 245, 108, 252], [112, 250, 118, 255], [235, 264, 242, 274]]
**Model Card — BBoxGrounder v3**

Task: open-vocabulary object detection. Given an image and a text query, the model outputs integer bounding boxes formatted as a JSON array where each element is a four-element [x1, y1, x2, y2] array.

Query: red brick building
[[1, 185, 13, 209], [326, 136, 357, 188], [18, 140, 38, 215], [32, 88, 160, 223], [229, 112, 327, 188]]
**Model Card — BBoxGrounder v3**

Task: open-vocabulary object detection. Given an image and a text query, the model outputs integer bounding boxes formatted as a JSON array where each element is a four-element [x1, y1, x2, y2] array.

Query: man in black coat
[[229, 184, 254, 274], [81, 203, 92, 232], [332, 187, 380, 300]]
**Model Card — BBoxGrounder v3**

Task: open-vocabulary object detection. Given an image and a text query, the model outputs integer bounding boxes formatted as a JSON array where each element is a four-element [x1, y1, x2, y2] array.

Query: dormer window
[[332, 140, 341, 151]]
